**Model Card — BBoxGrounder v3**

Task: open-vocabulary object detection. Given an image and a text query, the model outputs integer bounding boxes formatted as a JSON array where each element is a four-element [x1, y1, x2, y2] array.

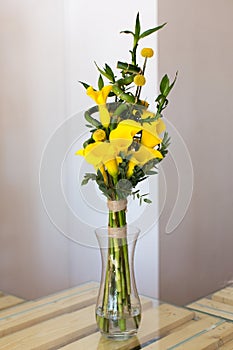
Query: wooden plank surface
[[0, 282, 98, 318], [188, 298, 233, 321], [144, 320, 233, 349], [0, 304, 97, 350], [60, 304, 195, 350], [212, 287, 233, 306], [2, 283, 233, 350], [0, 295, 24, 311], [0, 288, 99, 337]]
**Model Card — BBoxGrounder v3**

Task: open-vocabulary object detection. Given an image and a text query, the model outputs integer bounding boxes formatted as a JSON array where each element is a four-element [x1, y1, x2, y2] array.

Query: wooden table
[[1, 282, 233, 349]]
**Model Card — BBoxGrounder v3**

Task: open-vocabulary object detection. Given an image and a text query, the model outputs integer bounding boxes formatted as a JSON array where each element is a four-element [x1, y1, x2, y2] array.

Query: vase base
[[100, 330, 138, 341]]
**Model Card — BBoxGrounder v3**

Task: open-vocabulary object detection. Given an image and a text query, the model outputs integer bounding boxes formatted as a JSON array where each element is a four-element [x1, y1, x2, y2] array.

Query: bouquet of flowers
[[76, 13, 176, 338]]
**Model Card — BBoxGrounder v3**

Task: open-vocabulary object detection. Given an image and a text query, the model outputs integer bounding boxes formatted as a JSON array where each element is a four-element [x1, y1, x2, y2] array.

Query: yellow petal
[[104, 158, 118, 177], [100, 85, 112, 104], [99, 105, 110, 128], [75, 149, 85, 156], [126, 158, 139, 178]]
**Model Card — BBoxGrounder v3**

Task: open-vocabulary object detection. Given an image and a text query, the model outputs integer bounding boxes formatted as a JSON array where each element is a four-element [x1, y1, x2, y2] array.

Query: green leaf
[[139, 22, 167, 39], [120, 30, 134, 35], [98, 74, 104, 90], [79, 81, 90, 89], [105, 64, 115, 83], [160, 74, 170, 95], [81, 173, 97, 185], [94, 62, 113, 82], [135, 12, 141, 39], [166, 71, 178, 95], [144, 198, 152, 204]]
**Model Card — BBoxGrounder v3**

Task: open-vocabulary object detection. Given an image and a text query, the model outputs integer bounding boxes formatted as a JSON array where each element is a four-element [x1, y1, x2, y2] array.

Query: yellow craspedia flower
[[134, 74, 146, 86], [141, 48, 154, 58], [92, 129, 106, 142]]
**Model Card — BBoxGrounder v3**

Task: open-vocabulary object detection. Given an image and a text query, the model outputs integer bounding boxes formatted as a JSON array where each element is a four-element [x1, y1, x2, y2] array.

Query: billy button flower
[[141, 48, 154, 58], [134, 74, 146, 86], [92, 129, 106, 142]]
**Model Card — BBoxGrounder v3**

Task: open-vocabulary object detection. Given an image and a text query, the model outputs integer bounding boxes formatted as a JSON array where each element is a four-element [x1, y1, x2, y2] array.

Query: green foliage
[[78, 13, 177, 206]]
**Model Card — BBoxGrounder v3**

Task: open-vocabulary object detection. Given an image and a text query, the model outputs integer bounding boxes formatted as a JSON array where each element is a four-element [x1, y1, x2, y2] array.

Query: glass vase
[[95, 225, 141, 340]]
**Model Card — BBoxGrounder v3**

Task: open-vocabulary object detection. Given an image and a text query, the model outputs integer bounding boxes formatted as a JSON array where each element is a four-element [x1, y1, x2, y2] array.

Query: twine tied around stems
[[107, 199, 127, 212], [108, 226, 127, 238]]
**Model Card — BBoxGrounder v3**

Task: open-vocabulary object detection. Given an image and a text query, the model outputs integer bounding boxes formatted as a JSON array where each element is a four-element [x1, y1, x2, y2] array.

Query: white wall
[[63, 0, 160, 298], [0, 0, 69, 299], [0, 0, 159, 299], [158, 0, 233, 304]]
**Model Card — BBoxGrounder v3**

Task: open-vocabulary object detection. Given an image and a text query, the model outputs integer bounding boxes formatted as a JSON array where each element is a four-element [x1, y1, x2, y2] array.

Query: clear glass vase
[[95, 225, 141, 340]]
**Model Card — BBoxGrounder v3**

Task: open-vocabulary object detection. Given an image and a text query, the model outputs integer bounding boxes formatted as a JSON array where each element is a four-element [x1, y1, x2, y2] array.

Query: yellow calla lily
[[76, 141, 119, 178], [86, 86, 112, 128], [86, 85, 112, 105], [126, 145, 163, 178], [109, 119, 142, 151], [141, 112, 166, 148]]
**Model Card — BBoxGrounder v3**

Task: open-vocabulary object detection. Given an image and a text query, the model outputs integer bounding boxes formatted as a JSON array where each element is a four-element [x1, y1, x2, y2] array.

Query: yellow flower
[[99, 164, 108, 184], [109, 119, 141, 151], [104, 158, 119, 178], [141, 112, 166, 148], [93, 129, 106, 142], [141, 48, 154, 58], [86, 85, 112, 105], [86, 85, 112, 128], [134, 74, 146, 86], [76, 141, 119, 178], [126, 145, 163, 178]]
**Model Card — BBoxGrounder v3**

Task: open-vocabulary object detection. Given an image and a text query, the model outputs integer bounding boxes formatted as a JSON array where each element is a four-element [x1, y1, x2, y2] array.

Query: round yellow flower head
[[141, 48, 154, 58], [92, 129, 106, 142], [134, 74, 146, 86]]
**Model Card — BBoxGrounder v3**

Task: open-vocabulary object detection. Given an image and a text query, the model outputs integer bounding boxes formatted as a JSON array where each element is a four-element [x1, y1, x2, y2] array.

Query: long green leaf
[[140, 23, 167, 39], [94, 62, 113, 81], [135, 12, 141, 39], [160, 74, 170, 95], [98, 74, 104, 90], [79, 81, 90, 89], [120, 30, 134, 35], [105, 64, 115, 82]]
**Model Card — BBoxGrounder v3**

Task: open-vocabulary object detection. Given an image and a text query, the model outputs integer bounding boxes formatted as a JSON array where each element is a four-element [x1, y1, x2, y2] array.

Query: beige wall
[[158, 0, 233, 304]]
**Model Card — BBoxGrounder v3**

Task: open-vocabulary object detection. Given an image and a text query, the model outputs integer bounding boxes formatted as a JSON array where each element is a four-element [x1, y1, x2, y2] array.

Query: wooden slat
[[212, 287, 233, 306], [188, 298, 233, 321], [144, 320, 233, 350], [0, 288, 99, 337], [0, 282, 98, 318], [221, 339, 233, 349], [0, 296, 24, 311], [0, 305, 97, 350], [60, 304, 195, 350], [0, 296, 152, 349]]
